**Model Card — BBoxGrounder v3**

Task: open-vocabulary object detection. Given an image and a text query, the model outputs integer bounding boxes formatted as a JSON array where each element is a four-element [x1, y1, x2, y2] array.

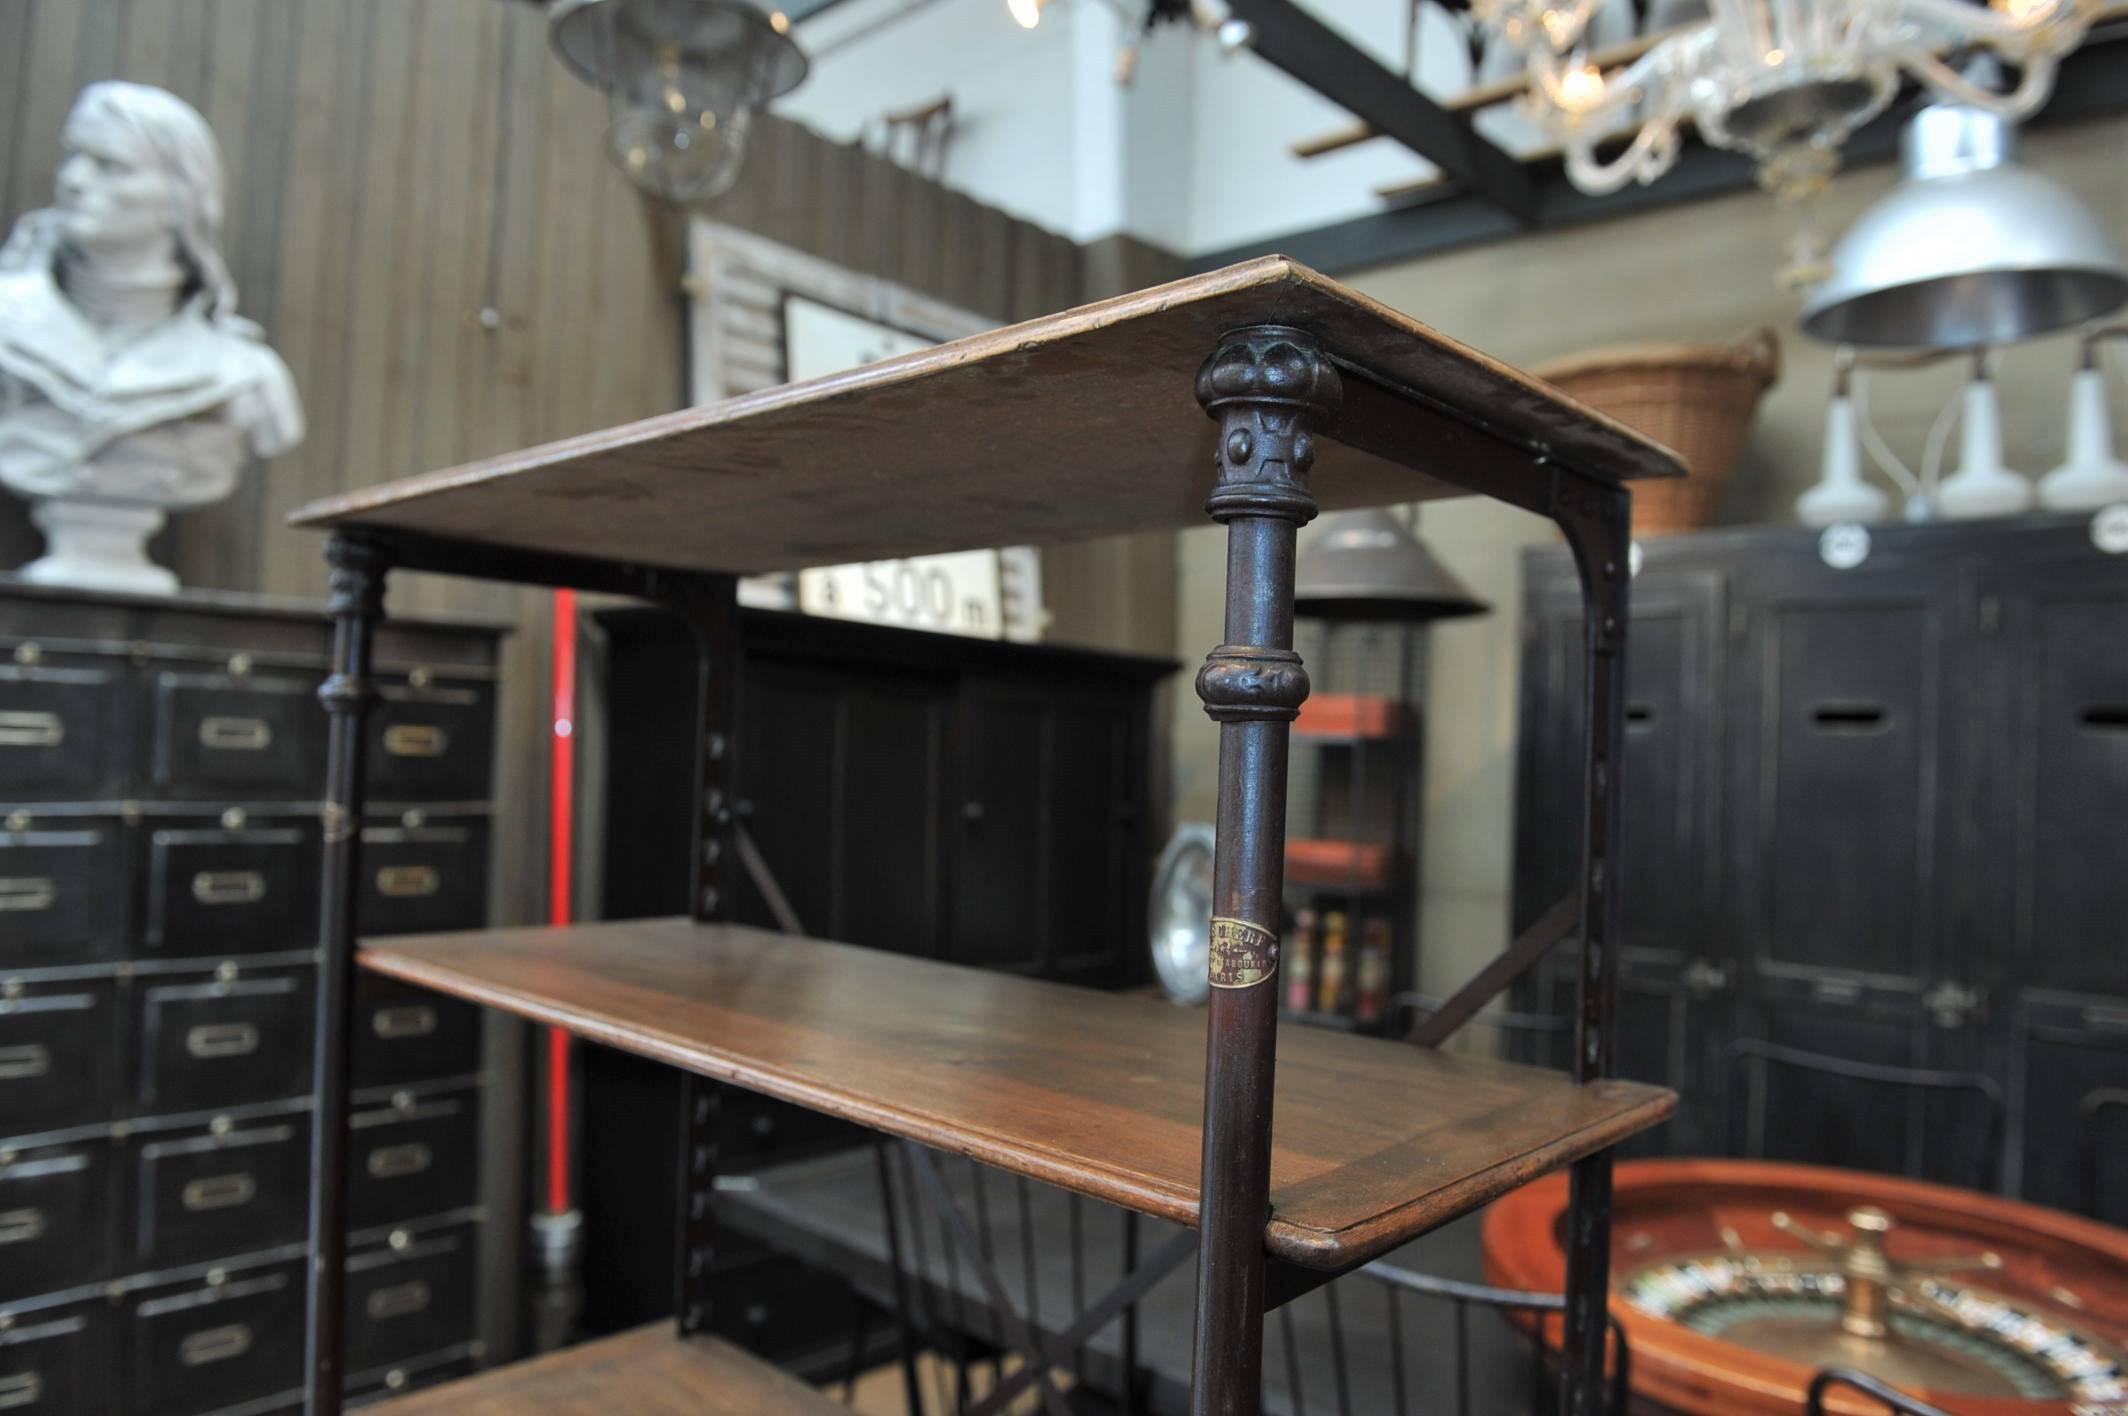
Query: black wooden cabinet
[[580, 607, 1173, 1345], [0, 579, 503, 1411], [1513, 515, 2127, 1210]]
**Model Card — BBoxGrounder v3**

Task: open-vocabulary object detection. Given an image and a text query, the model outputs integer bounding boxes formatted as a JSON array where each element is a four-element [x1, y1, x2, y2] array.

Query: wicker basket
[[1533, 328, 1781, 536]]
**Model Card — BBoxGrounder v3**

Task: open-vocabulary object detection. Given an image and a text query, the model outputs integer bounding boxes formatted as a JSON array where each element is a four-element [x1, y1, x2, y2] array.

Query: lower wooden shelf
[[362, 917, 1675, 1271], [381, 1324, 843, 1413]]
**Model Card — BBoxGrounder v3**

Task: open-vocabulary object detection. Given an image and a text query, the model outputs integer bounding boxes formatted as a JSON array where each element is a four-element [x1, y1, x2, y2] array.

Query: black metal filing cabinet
[[1511, 514, 2128, 1215], [0, 579, 502, 1413]]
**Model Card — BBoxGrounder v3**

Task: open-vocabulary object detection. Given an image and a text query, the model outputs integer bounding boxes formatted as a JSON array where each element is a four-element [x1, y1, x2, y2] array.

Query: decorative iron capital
[[1197, 644, 1309, 724], [1196, 325, 1340, 526]]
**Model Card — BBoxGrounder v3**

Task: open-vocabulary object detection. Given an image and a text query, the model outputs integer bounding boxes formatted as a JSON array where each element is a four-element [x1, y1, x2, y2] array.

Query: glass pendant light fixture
[[1471, 0, 2094, 205], [1294, 508, 1489, 622], [1801, 103, 2128, 349], [549, 0, 808, 206]]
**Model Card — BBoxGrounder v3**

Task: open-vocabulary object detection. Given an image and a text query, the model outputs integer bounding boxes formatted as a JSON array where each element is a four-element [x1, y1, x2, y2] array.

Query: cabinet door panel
[[2009, 999, 2128, 1223], [736, 668, 845, 936], [835, 685, 944, 954], [951, 687, 1048, 972], [1045, 698, 1131, 976]]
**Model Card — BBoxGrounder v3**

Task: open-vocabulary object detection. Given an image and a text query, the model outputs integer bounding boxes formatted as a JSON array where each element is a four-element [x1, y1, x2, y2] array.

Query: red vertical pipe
[[546, 590, 578, 1216]]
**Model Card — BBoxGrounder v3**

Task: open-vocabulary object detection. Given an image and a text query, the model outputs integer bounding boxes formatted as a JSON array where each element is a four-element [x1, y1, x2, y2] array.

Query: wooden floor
[[361, 918, 1674, 1270], [382, 1325, 843, 1413]]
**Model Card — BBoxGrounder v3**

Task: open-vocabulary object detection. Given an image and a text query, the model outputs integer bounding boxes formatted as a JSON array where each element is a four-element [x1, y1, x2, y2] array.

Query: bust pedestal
[[21, 499, 177, 593]]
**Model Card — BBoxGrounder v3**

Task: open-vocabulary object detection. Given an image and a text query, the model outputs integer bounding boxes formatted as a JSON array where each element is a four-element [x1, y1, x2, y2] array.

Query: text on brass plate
[[198, 716, 272, 751], [0, 1044, 52, 1080], [179, 1324, 252, 1367], [191, 870, 266, 906], [0, 710, 62, 748], [0, 1207, 46, 1245], [383, 723, 448, 758], [366, 1142, 432, 1179], [366, 1280, 432, 1320], [186, 1022, 260, 1059], [1208, 917, 1279, 990], [0, 877, 55, 913], [181, 1172, 257, 1212], [372, 1005, 437, 1040], [376, 865, 440, 898]]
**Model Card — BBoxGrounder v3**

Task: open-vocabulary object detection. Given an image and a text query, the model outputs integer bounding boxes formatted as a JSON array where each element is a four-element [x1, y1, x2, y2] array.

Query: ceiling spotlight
[[548, 0, 807, 207]]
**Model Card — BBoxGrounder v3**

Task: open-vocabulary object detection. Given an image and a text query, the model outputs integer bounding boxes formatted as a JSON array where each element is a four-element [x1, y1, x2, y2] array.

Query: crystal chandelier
[[1471, 0, 2096, 211]]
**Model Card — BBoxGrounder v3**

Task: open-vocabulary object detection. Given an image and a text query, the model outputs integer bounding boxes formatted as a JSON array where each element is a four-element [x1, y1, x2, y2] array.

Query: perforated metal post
[[1553, 479, 1631, 1416], [305, 533, 392, 1416], [673, 576, 741, 1337], [1189, 326, 1337, 1416]]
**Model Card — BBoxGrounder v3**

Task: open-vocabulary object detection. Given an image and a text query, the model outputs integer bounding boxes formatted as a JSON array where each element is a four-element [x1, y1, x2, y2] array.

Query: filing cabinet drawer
[[346, 1086, 479, 1230], [343, 1221, 478, 1375], [132, 967, 313, 1115], [705, 1251, 859, 1363], [0, 1137, 117, 1302], [0, 1296, 108, 1415], [0, 814, 127, 970], [346, 1348, 477, 1407], [368, 675, 496, 803], [128, 1113, 308, 1273], [143, 816, 320, 959], [0, 977, 118, 1137], [352, 975, 481, 1090], [124, 1258, 305, 1416], [149, 666, 325, 799], [0, 652, 127, 800], [356, 817, 489, 937]]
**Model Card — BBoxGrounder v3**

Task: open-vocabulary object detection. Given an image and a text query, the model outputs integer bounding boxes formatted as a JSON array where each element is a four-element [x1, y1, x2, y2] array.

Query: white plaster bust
[[0, 81, 303, 593]]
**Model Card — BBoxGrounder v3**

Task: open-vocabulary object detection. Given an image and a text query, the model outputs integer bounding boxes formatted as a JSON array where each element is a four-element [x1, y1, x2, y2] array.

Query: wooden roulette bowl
[[1482, 1159, 2128, 1414]]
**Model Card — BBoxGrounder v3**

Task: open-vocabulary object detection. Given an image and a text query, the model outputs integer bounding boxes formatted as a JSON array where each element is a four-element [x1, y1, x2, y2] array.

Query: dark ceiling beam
[[1224, 0, 1538, 226], [1192, 35, 2128, 277]]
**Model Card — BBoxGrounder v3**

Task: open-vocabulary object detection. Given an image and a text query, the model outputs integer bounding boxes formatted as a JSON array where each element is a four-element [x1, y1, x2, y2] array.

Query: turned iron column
[[305, 533, 392, 1416], [1189, 327, 1338, 1416]]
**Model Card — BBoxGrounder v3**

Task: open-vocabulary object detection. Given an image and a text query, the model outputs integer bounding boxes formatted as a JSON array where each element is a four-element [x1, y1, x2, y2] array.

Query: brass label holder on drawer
[[0, 1043, 51, 1080], [0, 1206, 47, 1245], [198, 716, 273, 751], [375, 865, 440, 898], [185, 1022, 261, 1059], [178, 1323, 253, 1367], [365, 1279, 432, 1320], [383, 723, 448, 758], [0, 710, 63, 748], [181, 1172, 258, 1212], [0, 877, 56, 912], [372, 1005, 438, 1039], [191, 870, 267, 906], [365, 1142, 433, 1179]]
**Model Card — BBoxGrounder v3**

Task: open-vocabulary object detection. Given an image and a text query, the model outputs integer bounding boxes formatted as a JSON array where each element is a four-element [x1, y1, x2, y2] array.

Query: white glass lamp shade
[[1937, 376, 2033, 518], [1802, 106, 2128, 350], [549, 0, 806, 206], [1798, 394, 1891, 526], [2039, 366, 2128, 511]]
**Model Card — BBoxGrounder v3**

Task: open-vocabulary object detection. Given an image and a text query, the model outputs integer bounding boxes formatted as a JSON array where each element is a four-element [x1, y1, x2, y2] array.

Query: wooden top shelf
[[290, 257, 1680, 579], [361, 917, 1673, 1271], [383, 1324, 841, 1414]]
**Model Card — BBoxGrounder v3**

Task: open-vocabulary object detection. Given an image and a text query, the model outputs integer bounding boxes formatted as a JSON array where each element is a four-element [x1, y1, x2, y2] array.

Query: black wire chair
[[1728, 1037, 2006, 1191], [1806, 1367, 1954, 1416]]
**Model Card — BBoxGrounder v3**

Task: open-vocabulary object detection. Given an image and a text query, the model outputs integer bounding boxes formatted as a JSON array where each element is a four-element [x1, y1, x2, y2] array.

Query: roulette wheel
[[1483, 1159, 2128, 1414]]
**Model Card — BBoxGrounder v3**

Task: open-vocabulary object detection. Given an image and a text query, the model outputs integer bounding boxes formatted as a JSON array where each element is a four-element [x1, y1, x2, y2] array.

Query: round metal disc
[[1148, 824, 1215, 1005]]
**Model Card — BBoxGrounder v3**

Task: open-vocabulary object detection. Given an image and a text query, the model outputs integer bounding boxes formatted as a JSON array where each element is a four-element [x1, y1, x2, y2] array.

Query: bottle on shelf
[[1355, 915, 1392, 1026], [1286, 907, 1318, 1014], [1316, 909, 1349, 1016]]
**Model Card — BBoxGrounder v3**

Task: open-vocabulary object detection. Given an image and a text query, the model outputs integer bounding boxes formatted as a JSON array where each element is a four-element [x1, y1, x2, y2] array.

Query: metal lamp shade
[[549, 0, 807, 206], [1800, 104, 2128, 349], [1293, 508, 1489, 621]]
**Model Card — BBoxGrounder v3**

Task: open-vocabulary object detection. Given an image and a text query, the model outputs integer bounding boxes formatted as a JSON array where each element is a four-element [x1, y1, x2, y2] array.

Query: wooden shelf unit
[[290, 255, 1680, 1415]]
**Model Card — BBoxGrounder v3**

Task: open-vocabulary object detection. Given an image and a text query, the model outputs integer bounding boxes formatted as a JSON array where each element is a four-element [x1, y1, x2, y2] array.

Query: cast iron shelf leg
[[673, 577, 742, 1340], [1189, 327, 1339, 1416], [305, 532, 393, 1416], [1553, 479, 1631, 1416]]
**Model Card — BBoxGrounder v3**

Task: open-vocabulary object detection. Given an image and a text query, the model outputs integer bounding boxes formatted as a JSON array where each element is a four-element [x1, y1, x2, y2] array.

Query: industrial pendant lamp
[[549, 0, 807, 206], [1801, 102, 2128, 349], [1294, 508, 1489, 622]]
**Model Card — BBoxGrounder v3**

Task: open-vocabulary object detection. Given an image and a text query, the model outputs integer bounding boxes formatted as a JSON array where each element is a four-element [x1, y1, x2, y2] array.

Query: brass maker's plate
[[1208, 917, 1278, 989]]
